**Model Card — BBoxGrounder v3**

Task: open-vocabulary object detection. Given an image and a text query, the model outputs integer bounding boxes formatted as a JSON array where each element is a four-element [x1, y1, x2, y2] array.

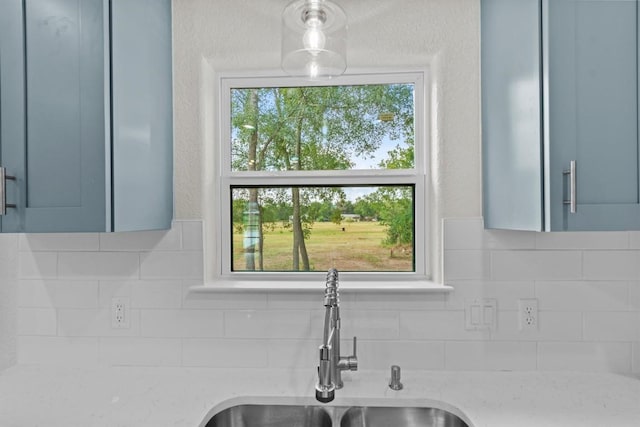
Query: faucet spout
[[315, 268, 358, 403]]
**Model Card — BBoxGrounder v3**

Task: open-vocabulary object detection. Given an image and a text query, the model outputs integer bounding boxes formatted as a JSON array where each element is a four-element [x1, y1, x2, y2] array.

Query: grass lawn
[[232, 221, 413, 272]]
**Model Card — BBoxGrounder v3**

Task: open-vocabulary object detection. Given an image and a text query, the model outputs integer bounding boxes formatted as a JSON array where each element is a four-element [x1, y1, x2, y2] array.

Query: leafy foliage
[[231, 82, 415, 271]]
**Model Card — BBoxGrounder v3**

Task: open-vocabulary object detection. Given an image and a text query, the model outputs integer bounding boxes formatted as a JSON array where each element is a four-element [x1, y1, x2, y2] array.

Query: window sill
[[189, 280, 453, 293]]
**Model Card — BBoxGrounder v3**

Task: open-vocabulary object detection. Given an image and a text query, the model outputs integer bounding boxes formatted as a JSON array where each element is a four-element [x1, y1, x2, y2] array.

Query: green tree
[[231, 83, 414, 271]]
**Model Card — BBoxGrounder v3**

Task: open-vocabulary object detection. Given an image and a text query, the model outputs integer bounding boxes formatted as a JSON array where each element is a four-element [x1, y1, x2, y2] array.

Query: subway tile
[[98, 281, 133, 307], [446, 281, 534, 310], [53, 281, 100, 308], [267, 291, 355, 310], [630, 281, 640, 311], [57, 308, 140, 337], [537, 342, 632, 373], [183, 338, 268, 368], [0, 234, 18, 257], [139, 251, 202, 279], [17, 308, 57, 336], [181, 221, 203, 251], [627, 231, 640, 249], [483, 229, 536, 250], [491, 251, 582, 281], [18, 280, 100, 309], [58, 252, 139, 280], [19, 233, 99, 252], [535, 281, 631, 311], [183, 283, 268, 310], [353, 292, 445, 310], [583, 312, 639, 342], [0, 256, 18, 280], [535, 232, 629, 250], [18, 280, 55, 308], [582, 251, 640, 280], [445, 341, 537, 371], [131, 281, 183, 309], [492, 311, 582, 342], [18, 336, 99, 366], [225, 310, 311, 339], [339, 310, 400, 340], [19, 252, 57, 279], [99, 227, 181, 252], [356, 340, 445, 370], [140, 309, 223, 338], [443, 250, 490, 280], [99, 337, 181, 367], [267, 339, 318, 368], [399, 311, 489, 341]]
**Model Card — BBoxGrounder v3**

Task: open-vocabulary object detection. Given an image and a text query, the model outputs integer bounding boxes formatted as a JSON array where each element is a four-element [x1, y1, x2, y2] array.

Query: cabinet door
[[547, 0, 640, 230], [111, 0, 173, 231], [0, 0, 106, 233], [482, 0, 544, 231]]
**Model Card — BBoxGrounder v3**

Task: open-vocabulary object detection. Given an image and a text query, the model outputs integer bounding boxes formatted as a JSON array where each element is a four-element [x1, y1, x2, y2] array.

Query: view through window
[[221, 74, 426, 276]]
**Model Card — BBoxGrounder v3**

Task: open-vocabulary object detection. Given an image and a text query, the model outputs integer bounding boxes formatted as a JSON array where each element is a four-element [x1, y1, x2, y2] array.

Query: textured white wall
[[173, 0, 481, 281], [172, 0, 481, 218]]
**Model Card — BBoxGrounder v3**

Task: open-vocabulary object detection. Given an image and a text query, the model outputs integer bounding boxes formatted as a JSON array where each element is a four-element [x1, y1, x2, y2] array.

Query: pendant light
[[281, 0, 347, 79]]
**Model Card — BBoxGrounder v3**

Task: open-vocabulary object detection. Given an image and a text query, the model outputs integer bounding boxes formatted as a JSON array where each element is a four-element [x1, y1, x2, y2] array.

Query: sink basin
[[339, 406, 469, 427], [204, 404, 469, 427], [205, 404, 332, 427]]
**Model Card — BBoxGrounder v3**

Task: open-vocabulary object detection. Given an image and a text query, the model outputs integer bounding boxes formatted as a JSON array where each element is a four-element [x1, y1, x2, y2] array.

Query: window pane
[[231, 185, 415, 272], [230, 84, 415, 172]]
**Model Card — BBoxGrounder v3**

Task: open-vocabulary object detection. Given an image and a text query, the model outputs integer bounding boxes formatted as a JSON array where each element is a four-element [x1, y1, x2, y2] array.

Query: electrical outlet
[[518, 298, 538, 331], [111, 297, 130, 329]]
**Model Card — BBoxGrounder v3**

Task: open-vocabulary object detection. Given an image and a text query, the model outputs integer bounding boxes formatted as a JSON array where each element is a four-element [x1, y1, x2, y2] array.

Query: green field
[[232, 221, 413, 272]]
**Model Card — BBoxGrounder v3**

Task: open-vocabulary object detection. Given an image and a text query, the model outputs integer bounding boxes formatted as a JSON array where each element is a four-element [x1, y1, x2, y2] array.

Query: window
[[216, 71, 428, 284]]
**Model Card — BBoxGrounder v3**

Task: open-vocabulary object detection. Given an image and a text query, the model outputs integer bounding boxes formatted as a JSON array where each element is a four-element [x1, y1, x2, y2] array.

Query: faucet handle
[[347, 336, 358, 371]]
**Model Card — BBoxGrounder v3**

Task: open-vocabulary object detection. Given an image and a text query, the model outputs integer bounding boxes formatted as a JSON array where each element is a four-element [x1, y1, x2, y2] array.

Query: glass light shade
[[281, 0, 347, 79]]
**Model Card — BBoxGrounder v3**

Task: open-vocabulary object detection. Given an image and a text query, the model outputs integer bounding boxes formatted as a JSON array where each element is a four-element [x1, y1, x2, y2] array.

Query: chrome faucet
[[315, 268, 358, 403]]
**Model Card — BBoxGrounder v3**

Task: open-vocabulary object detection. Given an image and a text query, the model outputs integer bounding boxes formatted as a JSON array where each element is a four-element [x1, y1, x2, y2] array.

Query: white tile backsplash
[[9, 218, 640, 374], [491, 251, 583, 281], [537, 342, 632, 373], [58, 252, 139, 279], [182, 338, 268, 368], [445, 341, 537, 371], [99, 337, 182, 367], [582, 251, 640, 280], [140, 309, 224, 338], [99, 228, 182, 252], [20, 233, 100, 252], [535, 281, 631, 311]]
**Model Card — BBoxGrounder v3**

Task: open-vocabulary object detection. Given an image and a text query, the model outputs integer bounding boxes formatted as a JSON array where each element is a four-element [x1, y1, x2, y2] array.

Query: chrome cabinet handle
[[0, 167, 16, 216], [563, 160, 576, 214]]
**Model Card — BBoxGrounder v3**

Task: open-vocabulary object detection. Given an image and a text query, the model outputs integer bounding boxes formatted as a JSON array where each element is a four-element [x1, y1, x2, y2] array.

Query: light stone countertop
[[0, 365, 639, 427]]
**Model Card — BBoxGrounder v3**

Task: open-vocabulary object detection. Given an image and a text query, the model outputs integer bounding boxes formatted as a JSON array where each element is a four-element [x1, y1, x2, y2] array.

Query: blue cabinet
[[0, 0, 173, 233], [482, 0, 640, 231]]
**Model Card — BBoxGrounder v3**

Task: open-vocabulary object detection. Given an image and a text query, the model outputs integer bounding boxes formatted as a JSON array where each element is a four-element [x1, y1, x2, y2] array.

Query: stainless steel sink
[[204, 404, 469, 427], [339, 406, 469, 427], [205, 404, 332, 427]]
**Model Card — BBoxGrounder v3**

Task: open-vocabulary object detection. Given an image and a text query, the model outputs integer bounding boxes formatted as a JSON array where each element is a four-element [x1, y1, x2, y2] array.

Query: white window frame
[[209, 70, 431, 289]]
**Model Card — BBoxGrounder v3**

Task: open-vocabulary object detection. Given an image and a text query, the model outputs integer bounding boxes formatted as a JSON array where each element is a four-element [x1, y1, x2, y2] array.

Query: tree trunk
[[244, 89, 261, 270], [291, 112, 310, 271]]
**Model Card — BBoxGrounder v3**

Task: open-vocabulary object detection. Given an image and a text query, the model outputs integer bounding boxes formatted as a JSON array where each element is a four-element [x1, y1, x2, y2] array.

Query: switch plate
[[464, 298, 497, 331]]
